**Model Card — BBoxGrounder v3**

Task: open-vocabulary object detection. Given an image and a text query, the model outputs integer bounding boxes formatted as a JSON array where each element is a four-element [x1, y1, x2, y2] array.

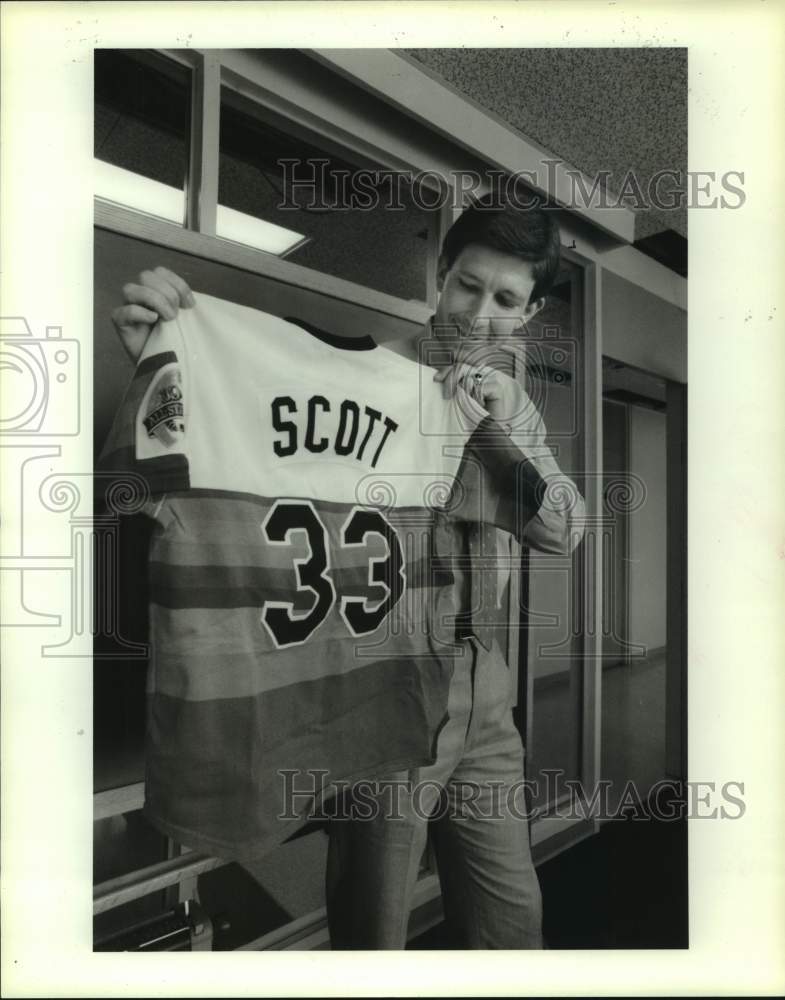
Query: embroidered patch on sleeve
[[142, 364, 184, 448]]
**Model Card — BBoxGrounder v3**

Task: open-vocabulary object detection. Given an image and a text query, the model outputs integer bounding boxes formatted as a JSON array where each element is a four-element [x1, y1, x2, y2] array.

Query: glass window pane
[[94, 49, 191, 222], [198, 831, 328, 949], [93, 810, 170, 945], [218, 85, 439, 302]]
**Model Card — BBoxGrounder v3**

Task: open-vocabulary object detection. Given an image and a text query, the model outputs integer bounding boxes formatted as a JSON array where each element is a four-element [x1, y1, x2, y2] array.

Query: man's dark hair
[[440, 195, 561, 304]]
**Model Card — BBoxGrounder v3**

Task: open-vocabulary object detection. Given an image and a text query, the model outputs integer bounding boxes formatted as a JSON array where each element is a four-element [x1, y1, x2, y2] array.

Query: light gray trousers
[[325, 636, 543, 949]]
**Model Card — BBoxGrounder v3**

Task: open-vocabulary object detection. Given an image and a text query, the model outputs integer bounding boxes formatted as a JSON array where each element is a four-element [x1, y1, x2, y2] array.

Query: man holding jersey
[[109, 196, 585, 949]]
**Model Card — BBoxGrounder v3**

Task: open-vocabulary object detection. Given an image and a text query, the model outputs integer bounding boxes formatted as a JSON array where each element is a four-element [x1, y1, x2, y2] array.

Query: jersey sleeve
[[96, 320, 190, 502]]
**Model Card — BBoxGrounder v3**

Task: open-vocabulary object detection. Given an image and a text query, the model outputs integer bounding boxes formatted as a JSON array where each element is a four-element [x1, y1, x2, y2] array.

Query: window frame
[[96, 47, 456, 313]]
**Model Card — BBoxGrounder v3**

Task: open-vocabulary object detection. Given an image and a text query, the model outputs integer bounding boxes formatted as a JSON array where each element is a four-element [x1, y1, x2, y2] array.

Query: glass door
[[514, 258, 587, 842], [600, 360, 669, 817]]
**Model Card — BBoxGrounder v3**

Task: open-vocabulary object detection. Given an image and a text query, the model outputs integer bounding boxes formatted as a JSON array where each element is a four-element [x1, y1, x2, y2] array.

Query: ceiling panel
[[403, 48, 687, 243]]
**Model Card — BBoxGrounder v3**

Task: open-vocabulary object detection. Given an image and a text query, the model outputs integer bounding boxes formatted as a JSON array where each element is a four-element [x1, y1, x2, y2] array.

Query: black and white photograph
[[1, 2, 784, 996]]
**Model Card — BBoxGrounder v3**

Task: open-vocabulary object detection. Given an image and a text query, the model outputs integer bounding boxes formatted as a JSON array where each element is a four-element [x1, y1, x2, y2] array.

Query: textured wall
[[403, 48, 687, 240]]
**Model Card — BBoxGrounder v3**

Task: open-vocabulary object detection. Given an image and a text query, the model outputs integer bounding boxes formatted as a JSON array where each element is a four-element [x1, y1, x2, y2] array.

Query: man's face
[[432, 243, 545, 354]]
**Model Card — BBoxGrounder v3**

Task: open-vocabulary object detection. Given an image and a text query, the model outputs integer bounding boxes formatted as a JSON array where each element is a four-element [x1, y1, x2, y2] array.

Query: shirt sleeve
[[516, 441, 586, 555], [450, 376, 586, 556], [449, 413, 549, 545], [504, 382, 586, 556]]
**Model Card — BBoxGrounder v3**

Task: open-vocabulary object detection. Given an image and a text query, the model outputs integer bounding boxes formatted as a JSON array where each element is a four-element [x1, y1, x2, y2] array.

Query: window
[[218, 84, 440, 301], [94, 49, 192, 223]]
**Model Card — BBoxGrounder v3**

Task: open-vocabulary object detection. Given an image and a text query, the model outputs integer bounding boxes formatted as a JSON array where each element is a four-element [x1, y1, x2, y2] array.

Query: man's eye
[[459, 279, 478, 292]]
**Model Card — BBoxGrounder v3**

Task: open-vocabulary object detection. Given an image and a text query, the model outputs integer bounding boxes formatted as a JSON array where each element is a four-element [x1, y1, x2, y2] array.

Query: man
[[109, 196, 585, 949]]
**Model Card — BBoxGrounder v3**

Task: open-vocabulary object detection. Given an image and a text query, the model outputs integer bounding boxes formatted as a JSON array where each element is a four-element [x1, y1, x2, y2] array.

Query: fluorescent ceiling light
[[94, 159, 309, 256], [216, 204, 309, 257], [94, 159, 184, 224]]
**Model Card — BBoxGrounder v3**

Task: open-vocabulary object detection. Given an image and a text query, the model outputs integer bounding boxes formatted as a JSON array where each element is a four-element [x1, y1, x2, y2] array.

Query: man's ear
[[436, 254, 449, 292], [523, 296, 546, 322]]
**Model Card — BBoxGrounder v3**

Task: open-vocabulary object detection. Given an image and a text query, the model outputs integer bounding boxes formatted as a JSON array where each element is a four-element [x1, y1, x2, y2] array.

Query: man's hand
[[111, 266, 195, 364], [433, 359, 540, 433]]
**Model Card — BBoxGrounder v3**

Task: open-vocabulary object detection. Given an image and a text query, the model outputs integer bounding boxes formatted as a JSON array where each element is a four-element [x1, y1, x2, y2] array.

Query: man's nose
[[465, 302, 493, 336], [465, 318, 490, 338]]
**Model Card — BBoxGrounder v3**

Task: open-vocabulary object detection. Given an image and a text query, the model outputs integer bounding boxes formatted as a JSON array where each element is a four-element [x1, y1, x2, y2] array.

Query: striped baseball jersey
[[98, 292, 547, 860]]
